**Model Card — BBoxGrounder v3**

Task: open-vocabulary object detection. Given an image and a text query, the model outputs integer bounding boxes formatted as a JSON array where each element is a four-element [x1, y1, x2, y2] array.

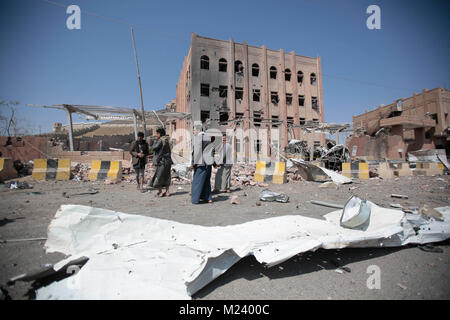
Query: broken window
[[271, 91, 279, 104], [235, 87, 243, 100], [285, 69, 291, 81], [297, 71, 303, 84], [200, 55, 209, 70], [219, 58, 227, 72], [252, 63, 259, 77], [270, 66, 277, 79], [200, 83, 210, 97], [219, 112, 229, 123], [219, 85, 228, 98], [313, 118, 319, 124], [272, 115, 279, 128], [201, 110, 210, 123], [314, 141, 321, 147], [430, 113, 438, 124], [235, 112, 244, 119], [253, 89, 260, 102], [300, 117, 306, 125], [253, 112, 262, 127], [310, 73, 316, 85], [312, 96, 318, 109], [235, 60, 244, 73], [287, 117, 294, 125], [286, 93, 293, 105], [255, 139, 262, 153], [298, 95, 305, 106]]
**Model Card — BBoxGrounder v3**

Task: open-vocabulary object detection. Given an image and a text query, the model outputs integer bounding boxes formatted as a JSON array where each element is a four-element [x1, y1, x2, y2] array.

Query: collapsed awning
[[33, 203, 450, 299]]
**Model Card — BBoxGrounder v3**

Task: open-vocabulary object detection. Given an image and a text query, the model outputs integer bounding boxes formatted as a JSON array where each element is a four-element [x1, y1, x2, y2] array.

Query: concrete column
[[262, 45, 271, 159], [132, 110, 138, 140], [242, 41, 251, 162], [290, 51, 300, 140], [64, 105, 74, 152], [228, 38, 235, 121], [436, 88, 445, 134], [279, 49, 288, 151], [317, 56, 325, 146]]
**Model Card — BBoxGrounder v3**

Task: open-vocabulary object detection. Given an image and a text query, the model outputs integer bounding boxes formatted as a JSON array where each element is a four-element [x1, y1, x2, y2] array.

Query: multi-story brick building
[[170, 33, 325, 162], [348, 87, 449, 160]]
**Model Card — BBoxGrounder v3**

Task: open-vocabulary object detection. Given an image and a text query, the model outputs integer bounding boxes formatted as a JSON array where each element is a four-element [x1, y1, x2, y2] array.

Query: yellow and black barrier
[[342, 162, 369, 180], [32, 159, 71, 180], [411, 163, 444, 176], [254, 161, 286, 184], [0, 158, 18, 181], [88, 160, 122, 181]]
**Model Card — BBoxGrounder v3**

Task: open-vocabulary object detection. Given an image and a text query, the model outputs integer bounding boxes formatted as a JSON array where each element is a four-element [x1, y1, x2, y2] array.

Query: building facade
[[171, 33, 325, 162], [348, 87, 449, 160]]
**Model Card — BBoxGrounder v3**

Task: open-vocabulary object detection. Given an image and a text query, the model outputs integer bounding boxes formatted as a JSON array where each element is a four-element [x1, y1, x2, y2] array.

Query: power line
[[39, 0, 189, 42], [38, 0, 424, 93]]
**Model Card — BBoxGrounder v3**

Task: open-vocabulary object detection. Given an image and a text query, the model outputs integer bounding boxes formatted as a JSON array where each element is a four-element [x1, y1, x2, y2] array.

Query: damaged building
[[347, 87, 449, 161], [170, 33, 325, 162]]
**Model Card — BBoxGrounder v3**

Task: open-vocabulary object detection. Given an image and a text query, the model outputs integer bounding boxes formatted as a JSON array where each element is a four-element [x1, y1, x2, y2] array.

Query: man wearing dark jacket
[[130, 132, 150, 192]]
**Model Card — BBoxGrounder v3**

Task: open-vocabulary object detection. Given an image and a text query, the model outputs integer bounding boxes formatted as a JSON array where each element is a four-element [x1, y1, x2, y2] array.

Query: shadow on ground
[[192, 240, 450, 299]]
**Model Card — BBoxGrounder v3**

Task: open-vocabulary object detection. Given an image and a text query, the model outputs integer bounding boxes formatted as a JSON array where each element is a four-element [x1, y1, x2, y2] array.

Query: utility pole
[[131, 27, 147, 138]]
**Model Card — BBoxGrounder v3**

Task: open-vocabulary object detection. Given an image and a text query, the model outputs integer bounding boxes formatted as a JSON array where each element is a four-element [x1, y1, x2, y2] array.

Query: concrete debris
[[396, 283, 407, 290], [391, 194, 408, 199], [230, 195, 241, 205], [419, 204, 444, 221], [8, 181, 33, 189], [104, 178, 121, 185], [259, 189, 289, 203], [310, 200, 344, 209], [34, 203, 450, 299], [318, 181, 338, 189]]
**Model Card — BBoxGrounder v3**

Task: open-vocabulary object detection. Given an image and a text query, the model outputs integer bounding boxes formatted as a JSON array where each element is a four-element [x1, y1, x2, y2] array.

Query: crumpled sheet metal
[[290, 158, 352, 184], [36, 204, 450, 300]]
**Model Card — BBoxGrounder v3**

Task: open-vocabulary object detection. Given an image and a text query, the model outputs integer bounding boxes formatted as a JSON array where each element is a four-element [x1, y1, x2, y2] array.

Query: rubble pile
[[286, 165, 304, 183], [71, 163, 90, 181], [231, 163, 256, 186]]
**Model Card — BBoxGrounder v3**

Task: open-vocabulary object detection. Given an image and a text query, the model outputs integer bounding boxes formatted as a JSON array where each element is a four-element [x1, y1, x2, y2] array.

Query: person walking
[[130, 131, 149, 192], [150, 128, 173, 197]]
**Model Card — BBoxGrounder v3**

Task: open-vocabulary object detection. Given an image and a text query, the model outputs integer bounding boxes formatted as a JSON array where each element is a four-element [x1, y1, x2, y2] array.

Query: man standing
[[150, 128, 173, 197], [130, 131, 149, 192], [213, 134, 233, 193], [190, 126, 213, 204]]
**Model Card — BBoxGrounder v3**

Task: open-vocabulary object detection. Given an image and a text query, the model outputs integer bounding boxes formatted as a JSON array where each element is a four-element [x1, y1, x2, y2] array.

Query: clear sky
[[0, 0, 449, 133]]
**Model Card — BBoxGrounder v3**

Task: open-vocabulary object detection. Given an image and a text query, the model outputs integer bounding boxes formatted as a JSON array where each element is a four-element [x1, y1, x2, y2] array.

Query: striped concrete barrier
[[411, 163, 444, 176], [88, 160, 122, 181], [378, 162, 412, 179], [342, 162, 369, 180], [0, 158, 18, 182], [254, 161, 286, 184], [32, 159, 71, 180]]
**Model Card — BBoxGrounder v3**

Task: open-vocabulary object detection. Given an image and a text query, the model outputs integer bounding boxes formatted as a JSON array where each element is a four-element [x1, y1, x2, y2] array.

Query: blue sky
[[0, 0, 449, 133]]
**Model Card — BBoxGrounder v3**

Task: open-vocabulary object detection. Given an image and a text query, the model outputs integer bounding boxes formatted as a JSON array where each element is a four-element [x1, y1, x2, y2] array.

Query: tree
[[0, 99, 20, 136], [0, 99, 37, 136]]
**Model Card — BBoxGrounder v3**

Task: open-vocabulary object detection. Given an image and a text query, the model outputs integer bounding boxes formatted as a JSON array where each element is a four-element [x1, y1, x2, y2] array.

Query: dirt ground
[[1, 174, 449, 300]]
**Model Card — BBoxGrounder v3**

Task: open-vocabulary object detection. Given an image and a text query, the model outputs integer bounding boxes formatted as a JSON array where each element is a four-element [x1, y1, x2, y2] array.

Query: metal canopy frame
[[27, 104, 191, 151]]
